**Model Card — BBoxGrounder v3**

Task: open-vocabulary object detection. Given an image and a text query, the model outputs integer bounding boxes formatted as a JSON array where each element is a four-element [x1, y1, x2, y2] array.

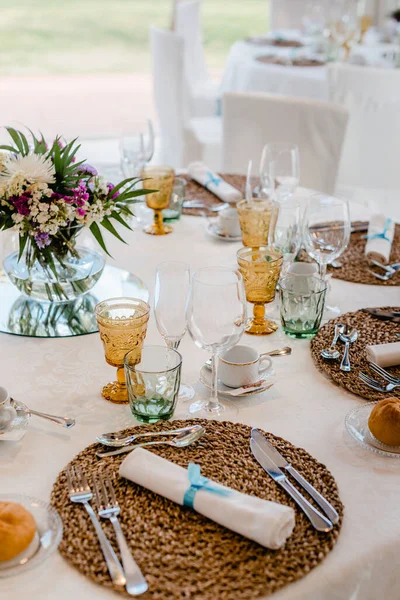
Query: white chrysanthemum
[[0, 154, 55, 185]]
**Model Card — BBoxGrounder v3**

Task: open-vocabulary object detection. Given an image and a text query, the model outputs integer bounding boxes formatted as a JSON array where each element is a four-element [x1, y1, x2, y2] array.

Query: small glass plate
[[0, 494, 63, 577], [345, 403, 400, 458], [0, 401, 30, 442]]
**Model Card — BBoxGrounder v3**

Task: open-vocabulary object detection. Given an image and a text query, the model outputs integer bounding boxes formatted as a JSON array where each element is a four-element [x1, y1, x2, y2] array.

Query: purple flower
[[12, 194, 30, 217], [34, 231, 51, 249], [107, 182, 120, 199], [78, 164, 98, 177], [70, 180, 89, 207], [76, 208, 86, 217]]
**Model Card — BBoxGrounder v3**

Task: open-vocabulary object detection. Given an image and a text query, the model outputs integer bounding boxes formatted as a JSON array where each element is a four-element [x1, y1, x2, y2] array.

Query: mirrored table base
[[0, 266, 149, 338]]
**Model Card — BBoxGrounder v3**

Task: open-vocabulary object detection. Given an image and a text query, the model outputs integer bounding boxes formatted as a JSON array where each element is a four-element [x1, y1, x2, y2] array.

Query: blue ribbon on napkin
[[204, 171, 222, 189], [183, 463, 232, 509], [364, 217, 393, 242]]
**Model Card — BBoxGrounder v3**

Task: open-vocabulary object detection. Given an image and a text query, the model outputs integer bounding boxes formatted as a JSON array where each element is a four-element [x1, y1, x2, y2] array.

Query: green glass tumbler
[[279, 274, 327, 339], [124, 345, 182, 423]]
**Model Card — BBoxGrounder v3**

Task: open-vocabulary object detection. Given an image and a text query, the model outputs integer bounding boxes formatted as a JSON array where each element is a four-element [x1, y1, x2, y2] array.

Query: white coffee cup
[[0, 387, 17, 433], [219, 345, 272, 388], [217, 208, 241, 237]]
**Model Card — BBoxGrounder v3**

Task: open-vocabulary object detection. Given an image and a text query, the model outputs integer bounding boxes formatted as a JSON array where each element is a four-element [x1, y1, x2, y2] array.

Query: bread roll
[[368, 397, 400, 447], [0, 502, 36, 562]]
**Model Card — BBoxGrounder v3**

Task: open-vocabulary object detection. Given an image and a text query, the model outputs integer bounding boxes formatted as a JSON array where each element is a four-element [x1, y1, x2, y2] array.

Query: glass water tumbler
[[163, 177, 186, 221], [95, 297, 150, 404], [237, 198, 279, 249], [279, 275, 327, 338], [124, 345, 182, 423]]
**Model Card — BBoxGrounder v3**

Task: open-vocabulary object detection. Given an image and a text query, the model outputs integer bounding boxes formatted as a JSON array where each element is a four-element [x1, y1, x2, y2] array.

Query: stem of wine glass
[[153, 209, 164, 234], [208, 352, 221, 411], [166, 338, 181, 351], [253, 303, 265, 325], [319, 262, 327, 280]]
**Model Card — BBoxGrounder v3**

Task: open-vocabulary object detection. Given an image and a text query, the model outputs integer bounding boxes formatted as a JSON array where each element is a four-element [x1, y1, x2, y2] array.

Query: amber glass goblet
[[237, 198, 279, 249], [95, 297, 150, 403], [142, 166, 175, 235], [237, 247, 283, 335]]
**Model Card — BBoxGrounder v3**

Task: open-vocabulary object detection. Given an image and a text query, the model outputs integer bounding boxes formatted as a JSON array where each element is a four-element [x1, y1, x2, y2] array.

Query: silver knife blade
[[250, 438, 333, 532], [251, 428, 339, 525]]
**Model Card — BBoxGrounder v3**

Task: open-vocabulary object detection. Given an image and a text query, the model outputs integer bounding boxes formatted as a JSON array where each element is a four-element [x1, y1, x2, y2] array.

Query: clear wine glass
[[302, 193, 350, 315], [154, 262, 194, 401], [119, 120, 155, 177], [272, 200, 302, 276], [186, 268, 246, 418], [260, 143, 300, 202]]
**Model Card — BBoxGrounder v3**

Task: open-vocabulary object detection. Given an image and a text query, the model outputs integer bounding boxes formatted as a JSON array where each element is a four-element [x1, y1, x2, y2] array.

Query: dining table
[[1, 192, 400, 600]]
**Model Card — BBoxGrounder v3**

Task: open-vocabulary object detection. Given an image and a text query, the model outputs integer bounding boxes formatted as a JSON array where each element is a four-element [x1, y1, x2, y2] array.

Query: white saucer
[[0, 400, 30, 442], [199, 365, 274, 398], [206, 222, 242, 242]]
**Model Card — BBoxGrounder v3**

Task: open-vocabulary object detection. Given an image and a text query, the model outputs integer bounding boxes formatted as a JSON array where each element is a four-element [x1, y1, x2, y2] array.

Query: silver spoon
[[339, 328, 358, 372], [11, 398, 75, 428], [97, 424, 202, 448], [204, 346, 292, 371], [96, 426, 205, 459], [321, 324, 344, 360]]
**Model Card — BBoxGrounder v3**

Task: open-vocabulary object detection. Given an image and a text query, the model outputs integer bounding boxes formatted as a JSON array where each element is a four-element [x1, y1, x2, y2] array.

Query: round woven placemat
[[256, 55, 325, 67], [245, 37, 304, 48], [181, 174, 245, 216], [311, 307, 400, 401], [51, 419, 343, 600], [299, 222, 400, 286]]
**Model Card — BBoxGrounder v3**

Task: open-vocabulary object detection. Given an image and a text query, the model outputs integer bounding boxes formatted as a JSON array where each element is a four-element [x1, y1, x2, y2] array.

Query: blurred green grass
[[0, 0, 267, 74]]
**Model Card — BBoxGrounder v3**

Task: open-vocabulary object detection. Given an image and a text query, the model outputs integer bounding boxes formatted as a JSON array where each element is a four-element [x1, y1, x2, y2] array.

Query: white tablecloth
[[220, 40, 328, 100], [1, 200, 400, 600]]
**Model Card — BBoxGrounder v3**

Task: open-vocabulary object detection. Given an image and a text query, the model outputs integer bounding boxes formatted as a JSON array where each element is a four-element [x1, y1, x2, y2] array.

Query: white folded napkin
[[365, 214, 395, 264], [119, 447, 295, 549], [188, 162, 242, 204], [366, 341, 400, 368]]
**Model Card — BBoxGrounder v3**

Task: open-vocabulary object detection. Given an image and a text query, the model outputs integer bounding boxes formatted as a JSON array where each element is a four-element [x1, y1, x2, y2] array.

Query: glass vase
[[2, 228, 105, 304]]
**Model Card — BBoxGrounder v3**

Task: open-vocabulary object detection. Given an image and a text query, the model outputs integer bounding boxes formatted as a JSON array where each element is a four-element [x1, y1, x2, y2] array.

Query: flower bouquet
[[0, 127, 152, 302]]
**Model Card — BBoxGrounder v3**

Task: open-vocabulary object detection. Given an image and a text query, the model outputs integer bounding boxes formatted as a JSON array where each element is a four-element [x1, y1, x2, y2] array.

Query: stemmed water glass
[[186, 268, 246, 418], [154, 262, 195, 401], [260, 143, 300, 202], [272, 200, 302, 276], [302, 193, 350, 315], [120, 119, 155, 178]]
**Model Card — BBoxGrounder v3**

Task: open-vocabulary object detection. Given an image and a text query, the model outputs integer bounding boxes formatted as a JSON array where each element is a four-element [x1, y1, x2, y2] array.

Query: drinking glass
[[302, 193, 350, 314], [142, 166, 175, 235], [163, 177, 186, 221], [279, 275, 328, 338], [237, 247, 283, 335], [120, 135, 145, 178], [124, 345, 182, 423], [237, 198, 279, 249], [186, 268, 246, 418], [154, 262, 194, 401], [271, 200, 301, 275], [260, 143, 300, 201], [95, 298, 150, 403]]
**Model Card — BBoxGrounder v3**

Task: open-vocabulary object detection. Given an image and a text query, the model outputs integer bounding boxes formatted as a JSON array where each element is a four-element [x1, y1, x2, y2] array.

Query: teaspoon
[[96, 426, 205, 459], [97, 424, 202, 448], [321, 324, 344, 360], [11, 399, 75, 428], [339, 328, 358, 372], [204, 346, 292, 370]]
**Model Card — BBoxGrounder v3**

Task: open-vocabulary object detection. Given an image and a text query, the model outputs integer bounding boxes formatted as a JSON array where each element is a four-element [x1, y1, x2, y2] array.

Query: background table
[[1, 200, 400, 600]]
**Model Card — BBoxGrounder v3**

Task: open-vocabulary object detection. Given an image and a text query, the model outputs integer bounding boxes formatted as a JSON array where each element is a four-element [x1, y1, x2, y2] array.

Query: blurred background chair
[[222, 91, 349, 195], [174, 0, 220, 119], [269, 0, 310, 30], [329, 62, 400, 219], [150, 25, 221, 169]]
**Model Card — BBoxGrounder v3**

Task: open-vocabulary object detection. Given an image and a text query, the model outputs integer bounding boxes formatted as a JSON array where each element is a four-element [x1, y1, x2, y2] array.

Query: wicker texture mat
[[246, 37, 304, 48], [51, 420, 343, 600], [300, 222, 400, 286], [256, 56, 325, 67], [311, 308, 400, 401], [181, 174, 245, 216]]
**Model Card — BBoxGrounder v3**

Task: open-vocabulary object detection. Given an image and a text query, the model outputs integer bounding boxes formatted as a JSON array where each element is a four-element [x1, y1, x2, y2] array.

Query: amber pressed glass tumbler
[[142, 166, 175, 235], [237, 198, 279, 249]]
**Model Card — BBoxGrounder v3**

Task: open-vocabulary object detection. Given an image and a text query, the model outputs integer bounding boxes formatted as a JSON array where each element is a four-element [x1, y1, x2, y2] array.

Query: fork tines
[[67, 465, 89, 493], [93, 471, 118, 512]]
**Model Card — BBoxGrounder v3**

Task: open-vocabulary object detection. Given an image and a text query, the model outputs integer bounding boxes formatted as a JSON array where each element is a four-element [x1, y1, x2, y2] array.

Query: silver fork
[[93, 472, 148, 596], [67, 466, 126, 587], [369, 362, 400, 385], [359, 372, 399, 393]]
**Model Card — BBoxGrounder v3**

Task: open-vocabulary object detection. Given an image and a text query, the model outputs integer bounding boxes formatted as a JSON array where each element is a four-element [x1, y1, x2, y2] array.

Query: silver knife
[[251, 428, 339, 525], [250, 438, 333, 532]]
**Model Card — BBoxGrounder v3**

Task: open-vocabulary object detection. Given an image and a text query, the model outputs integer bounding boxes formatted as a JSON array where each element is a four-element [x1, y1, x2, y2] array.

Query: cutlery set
[[359, 362, 400, 394], [320, 324, 358, 371], [362, 308, 400, 324], [368, 261, 400, 282]]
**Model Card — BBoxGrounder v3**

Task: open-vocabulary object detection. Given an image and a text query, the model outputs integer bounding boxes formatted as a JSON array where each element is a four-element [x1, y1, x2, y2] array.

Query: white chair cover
[[150, 25, 221, 169], [222, 91, 348, 195], [328, 63, 400, 218], [174, 0, 219, 118], [269, 0, 309, 30]]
